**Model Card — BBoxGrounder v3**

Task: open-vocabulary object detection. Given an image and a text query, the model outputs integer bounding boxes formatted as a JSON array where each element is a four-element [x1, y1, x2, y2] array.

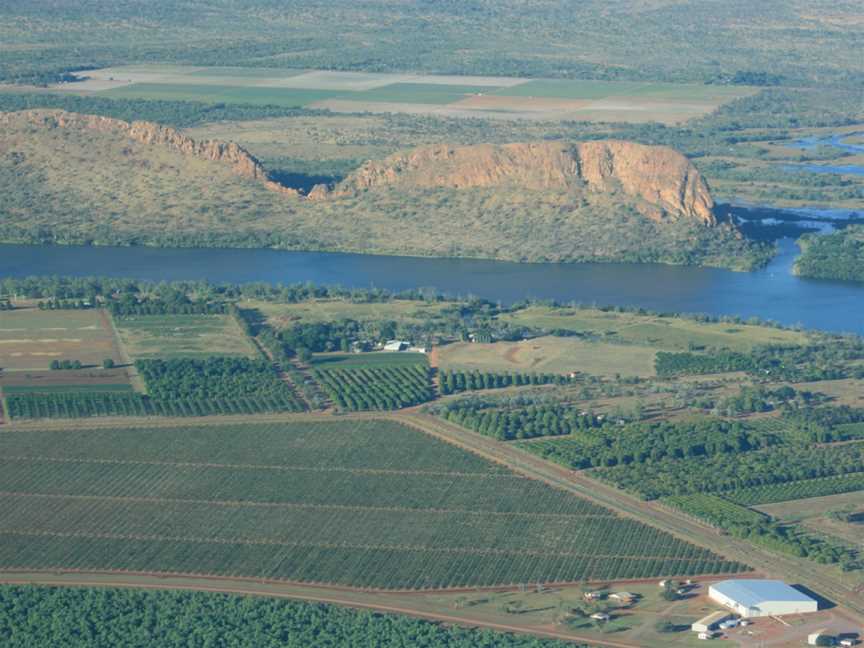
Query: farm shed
[[691, 611, 733, 633], [709, 580, 818, 618]]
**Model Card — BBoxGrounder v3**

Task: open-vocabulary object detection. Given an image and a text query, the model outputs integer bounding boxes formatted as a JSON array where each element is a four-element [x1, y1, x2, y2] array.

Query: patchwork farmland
[[56, 65, 756, 125], [0, 419, 744, 589]]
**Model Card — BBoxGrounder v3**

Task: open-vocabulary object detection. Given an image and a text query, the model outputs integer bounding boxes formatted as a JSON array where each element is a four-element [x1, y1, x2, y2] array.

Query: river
[[2, 236, 864, 335]]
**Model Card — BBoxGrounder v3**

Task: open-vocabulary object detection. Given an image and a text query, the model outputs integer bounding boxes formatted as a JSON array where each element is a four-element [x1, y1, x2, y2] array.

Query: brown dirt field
[[0, 369, 132, 388]]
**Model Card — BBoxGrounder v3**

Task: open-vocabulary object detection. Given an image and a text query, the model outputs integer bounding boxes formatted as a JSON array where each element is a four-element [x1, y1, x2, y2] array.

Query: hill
[[0, 109, 768, 268]]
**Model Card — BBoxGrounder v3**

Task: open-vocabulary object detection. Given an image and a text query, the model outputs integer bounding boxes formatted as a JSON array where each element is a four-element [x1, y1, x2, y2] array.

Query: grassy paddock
[[114, 314, 257, 360], [0, 308, 119, 370], [502, 306, 809, 352], [249, 299, 454, 328], [437, 337, 657, 378]]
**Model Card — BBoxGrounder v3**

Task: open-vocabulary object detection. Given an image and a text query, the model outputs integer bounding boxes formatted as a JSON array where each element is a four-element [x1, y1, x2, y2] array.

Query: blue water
[[786, 132, 864, 154], [785, 164, 864, 177], [3, 239, 864, 335]]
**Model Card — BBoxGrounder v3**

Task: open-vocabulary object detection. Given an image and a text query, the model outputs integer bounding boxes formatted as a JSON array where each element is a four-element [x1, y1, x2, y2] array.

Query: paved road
[[396, 413, 864, 623]]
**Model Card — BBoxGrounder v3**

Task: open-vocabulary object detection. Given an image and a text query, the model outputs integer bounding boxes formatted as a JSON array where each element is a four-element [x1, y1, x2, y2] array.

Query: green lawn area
[[114, 314, 257, 360], [438, 336, 657, 378], [354, 83, 498, 104], [103, 83, 347, 106], [502, 306, 809, 352]]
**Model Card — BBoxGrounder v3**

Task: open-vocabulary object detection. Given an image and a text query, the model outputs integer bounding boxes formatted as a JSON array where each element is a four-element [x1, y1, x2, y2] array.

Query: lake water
[[3, 237, 864, 335]]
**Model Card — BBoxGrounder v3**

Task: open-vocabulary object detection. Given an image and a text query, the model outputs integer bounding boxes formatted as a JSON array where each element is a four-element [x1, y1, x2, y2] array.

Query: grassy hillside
[[1, 1, 863, 85], [0, 111, 769, 269]]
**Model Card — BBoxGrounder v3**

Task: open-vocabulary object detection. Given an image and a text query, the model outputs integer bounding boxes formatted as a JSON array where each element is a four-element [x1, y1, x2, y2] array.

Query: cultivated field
[[114, 314, 257, 360], [437, 337, 658, 378], [0, 308, 120, 370], [0, 419, 742, 589], [502, 306, 810, 352], [61, 65, 754, 125]]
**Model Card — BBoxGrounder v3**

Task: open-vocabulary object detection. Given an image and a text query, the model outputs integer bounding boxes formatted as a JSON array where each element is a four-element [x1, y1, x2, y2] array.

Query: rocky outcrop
[[0, 109, 300, 197], [313, 140, 716, 225]]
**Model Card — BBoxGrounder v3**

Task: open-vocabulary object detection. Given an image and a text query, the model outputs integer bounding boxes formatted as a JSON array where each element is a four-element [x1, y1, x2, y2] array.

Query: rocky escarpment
[[311, 140, 716, 225], [0, 109, 300, 197]]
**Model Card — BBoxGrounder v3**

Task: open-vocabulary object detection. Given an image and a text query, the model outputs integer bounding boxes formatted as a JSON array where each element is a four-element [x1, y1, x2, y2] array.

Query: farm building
[[383, 340, 408, 351], [692, 611, 733, 633], [709, 580, 818, 618]]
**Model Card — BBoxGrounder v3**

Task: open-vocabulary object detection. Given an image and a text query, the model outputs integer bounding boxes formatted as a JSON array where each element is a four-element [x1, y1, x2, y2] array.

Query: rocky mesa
[[312, 140, 716, 225], [0, 109, 300, 197]]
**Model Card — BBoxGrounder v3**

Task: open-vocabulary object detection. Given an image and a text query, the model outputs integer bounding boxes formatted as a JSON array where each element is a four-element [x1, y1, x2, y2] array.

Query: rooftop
[[711, 580, 815, 608]]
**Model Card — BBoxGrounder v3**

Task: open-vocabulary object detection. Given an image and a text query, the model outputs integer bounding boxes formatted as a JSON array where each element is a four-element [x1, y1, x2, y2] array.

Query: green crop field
[[1, 383, 133, 394], [0, 420, 744, 588], [104, 83, 345, 107], [354, 83, 497, 104], [115, 314, 257, 359]]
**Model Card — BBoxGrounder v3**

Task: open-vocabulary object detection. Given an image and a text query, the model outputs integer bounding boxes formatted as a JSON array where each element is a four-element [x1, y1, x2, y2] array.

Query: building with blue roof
[[709, 579, 818, 618]]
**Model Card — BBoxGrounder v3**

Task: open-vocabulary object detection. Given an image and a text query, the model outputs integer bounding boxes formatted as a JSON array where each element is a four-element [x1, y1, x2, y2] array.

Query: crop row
[[726, 473, 864, 506], [0, 532, 745, 590], [0, 421, 504, 475], [314, 365, 433, 411], [5, 392, 305, 420]]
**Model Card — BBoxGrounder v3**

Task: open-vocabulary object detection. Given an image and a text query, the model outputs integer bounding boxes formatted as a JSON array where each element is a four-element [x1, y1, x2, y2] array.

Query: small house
[[808, 630, 832, 646], [583, 591, 601, 601], [383, 340, 408, 352], [590, 612, 610, 621], [698, 632, 717, 640]]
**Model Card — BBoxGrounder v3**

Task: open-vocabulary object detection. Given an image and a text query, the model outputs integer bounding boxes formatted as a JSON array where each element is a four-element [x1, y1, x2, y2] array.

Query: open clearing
[[437, 337, 657, 378], [58, 65, 754, 125], [502, 306, 810, 352], [0, 309, 120, 370], [114, 314, 257, 360], [0, 419, 740, 589], [248, 299, 454, 329]]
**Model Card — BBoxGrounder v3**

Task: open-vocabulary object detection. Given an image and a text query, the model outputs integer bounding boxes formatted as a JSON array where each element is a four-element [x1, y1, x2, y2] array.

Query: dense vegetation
[[0, 92, 322, 128], [795, 226, 864, 283], [0, 585, 583, 648], [1, 1, 862, 85], [0, 421, 744, 587], [726, 473, 864, 506], [136, 357, 287, 401], [437, 400, 599, 442], [518, 419, 779, 470]]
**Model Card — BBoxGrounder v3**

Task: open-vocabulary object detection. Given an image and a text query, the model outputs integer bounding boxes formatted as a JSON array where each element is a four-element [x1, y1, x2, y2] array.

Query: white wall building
[[709, 580, 818, 618]]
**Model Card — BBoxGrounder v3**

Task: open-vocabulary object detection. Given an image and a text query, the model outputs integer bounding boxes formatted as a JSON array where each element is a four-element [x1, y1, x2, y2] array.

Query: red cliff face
[[313, 140, 716, 225]]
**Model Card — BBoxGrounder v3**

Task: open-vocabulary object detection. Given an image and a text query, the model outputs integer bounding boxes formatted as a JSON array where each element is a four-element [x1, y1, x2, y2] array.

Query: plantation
[[518, 419, 778, 470], [594, 442, 864, 500], [0, 420, 745, 588], [5, 390, 305, 419], [314, 359, 434, 411], [438, 401, 598, 442], [726, 473, 864, 507], [438, 369, 572, 395], [0, 585, 583, 648]]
